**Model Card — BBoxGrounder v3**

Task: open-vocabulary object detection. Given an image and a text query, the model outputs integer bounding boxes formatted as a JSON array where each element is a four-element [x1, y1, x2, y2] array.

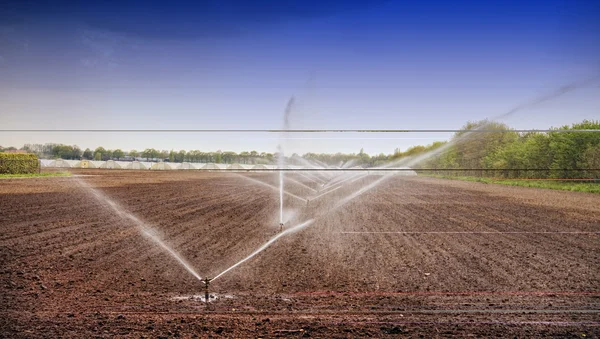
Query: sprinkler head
[[203, 277, 212, 304], [279, 223, 284, 232]]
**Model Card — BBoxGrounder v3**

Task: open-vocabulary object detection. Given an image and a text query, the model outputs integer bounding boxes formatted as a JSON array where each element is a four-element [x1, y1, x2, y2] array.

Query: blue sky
[[0, 0, 598, 154]]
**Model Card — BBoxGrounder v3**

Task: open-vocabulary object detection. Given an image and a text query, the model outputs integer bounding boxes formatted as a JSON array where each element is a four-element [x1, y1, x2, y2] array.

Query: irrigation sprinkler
[[279, 222, 284, 232], [203, 277, 212, 304]]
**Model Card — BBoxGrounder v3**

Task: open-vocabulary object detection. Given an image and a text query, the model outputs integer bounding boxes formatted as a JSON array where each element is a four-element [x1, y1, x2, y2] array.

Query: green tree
[[157, 150, 166, 160], [51, 145, 70, 159], [239, 151, 250, 164], [82, 148, 93, 160], [250, 150, 258, 163], [94, 147, 106, 155], [113, 149, 125, 160], [72, 146, 82, 159], [188, 150, 199, 162], [549, 120, 600, 178], [128, 149, 139, 159], [94, 147, 107, 160], [141, 149, 153, 161], [221, 151, 236, 163], [176, 150, 186, 163], [583, 145, 600, 178], [49, 144, 82, 160], [484, 132, 552, 178], [141, 148, 160, 161], [103, 150, 113, 161]]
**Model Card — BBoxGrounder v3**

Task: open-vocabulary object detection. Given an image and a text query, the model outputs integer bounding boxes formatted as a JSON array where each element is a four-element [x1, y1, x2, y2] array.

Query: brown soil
[[1, 169, 599, 338]]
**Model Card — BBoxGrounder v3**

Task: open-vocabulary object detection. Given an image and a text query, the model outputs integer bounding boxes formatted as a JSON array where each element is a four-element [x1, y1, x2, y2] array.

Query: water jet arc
[[211, 219, 314, 282], [75, 178, 203, 282]]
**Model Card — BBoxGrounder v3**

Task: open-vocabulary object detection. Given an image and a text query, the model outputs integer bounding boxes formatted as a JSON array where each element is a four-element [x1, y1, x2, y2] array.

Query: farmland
[[1, 170, 599, 337]]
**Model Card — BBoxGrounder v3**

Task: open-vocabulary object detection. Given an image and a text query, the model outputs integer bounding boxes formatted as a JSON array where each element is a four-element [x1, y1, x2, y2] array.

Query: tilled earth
[[1, 169, 599, 338]]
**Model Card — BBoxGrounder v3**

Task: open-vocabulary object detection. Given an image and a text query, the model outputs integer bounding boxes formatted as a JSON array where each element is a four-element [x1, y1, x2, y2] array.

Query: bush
[[0, 153, 40, 174], [583, 144, 600, 178]]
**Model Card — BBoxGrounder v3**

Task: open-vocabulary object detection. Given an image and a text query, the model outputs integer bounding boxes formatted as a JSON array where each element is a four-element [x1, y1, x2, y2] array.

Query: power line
[[2, 129, 600, 133]]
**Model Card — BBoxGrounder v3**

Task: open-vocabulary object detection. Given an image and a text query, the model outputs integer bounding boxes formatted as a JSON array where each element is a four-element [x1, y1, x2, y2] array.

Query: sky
[[0, 0, 599, 155]]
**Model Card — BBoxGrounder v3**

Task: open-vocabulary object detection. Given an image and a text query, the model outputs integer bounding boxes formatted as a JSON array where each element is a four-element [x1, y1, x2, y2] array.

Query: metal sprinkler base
[[279, 223, 284, 232]]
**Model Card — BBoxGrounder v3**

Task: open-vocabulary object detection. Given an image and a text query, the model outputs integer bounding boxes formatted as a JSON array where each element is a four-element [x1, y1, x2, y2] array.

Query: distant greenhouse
[[39, 160, 418, 175], [150, 162, 173, 170]]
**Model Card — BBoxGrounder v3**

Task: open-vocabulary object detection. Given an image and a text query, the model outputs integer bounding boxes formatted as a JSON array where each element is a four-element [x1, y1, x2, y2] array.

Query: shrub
[[0, 153, 40, 174]]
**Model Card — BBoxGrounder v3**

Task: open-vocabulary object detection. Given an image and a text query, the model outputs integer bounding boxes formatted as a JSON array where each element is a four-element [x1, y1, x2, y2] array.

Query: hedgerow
[[0, 153, 40, 174]]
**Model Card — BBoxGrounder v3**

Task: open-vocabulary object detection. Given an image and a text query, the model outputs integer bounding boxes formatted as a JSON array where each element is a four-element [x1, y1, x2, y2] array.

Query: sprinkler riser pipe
[[203, 277, 212, 304]]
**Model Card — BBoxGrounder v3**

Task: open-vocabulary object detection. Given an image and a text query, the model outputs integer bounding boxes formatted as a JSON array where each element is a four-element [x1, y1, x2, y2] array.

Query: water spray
[[291, 156, 329, 184], [182, 77, 600, 298], [286, 175, 317, 192], [310, 185, 343, 201], [235, 174, 307, 203], [211, 219, 315, 282], [278, 97, 295, 232], [74, 178, 203, 283], [279, 168, 284, 224], [208, 170, 399, 282], [294, 170, 325, 186], [385, 76, 600, 169]]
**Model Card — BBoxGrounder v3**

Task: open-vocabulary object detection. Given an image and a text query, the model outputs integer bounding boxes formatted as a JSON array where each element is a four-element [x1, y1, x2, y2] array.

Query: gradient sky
[[1, 0, 599, 155]]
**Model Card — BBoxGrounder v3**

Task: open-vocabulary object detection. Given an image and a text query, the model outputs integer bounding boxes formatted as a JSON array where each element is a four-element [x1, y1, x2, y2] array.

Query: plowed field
[[1, 170, 599, 337]]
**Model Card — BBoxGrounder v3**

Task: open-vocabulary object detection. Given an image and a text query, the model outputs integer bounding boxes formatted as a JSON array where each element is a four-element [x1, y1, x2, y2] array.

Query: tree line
[[13, 145, 279, 164], [3, 119, 598, 177], [394, 120, 600, 178], [6, 144, 422, 166]]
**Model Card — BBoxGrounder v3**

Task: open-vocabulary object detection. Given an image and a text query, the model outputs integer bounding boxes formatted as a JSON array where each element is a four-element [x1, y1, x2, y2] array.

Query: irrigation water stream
[[72, 77, 597, 297], [214, 77, 600, 284], [211, 219, 315, 282], [74, 177, 203, 282], [235, 174, 307, 203], [386, 76, 600, 169]]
